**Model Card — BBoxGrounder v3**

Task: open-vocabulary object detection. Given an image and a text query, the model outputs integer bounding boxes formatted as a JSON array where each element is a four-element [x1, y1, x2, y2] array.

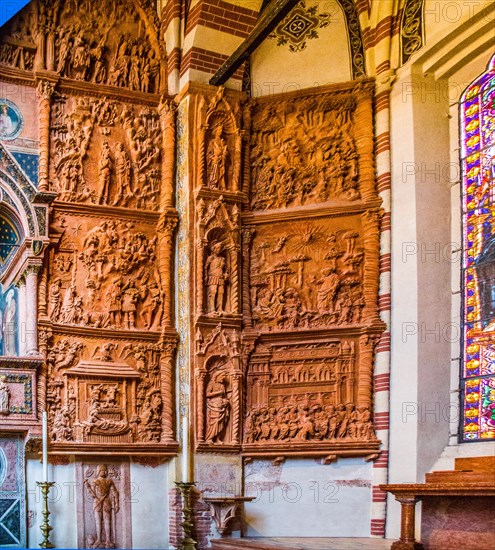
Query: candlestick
[[175, 482, 197, 550], [42, 411, 48, 483], [182, 416, 190, 483], [37, 481, 55, 548]]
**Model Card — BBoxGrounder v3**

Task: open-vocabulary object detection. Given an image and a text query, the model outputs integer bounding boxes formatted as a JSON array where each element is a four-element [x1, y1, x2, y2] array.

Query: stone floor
[[211, 538, 393, 549]]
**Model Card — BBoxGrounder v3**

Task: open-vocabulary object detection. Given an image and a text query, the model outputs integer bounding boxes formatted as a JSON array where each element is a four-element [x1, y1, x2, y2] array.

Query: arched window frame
[[459, 53, 495, 442]]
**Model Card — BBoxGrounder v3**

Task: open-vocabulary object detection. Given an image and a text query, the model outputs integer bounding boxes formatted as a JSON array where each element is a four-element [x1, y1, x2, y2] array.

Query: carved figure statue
[[112, 143, 132, 206], [207, 125, 229, 190], [49, 279, 63, 320], [105, 279, 122, 328], [0, 376, 10, 415], [205, 243, 228, 314], [52, 406, 72, 440], [97, 141, 112, 205], [205, 372, 230, 444], [316, 267, 340, 312], [122, 281, 139, 329], [84, 464, 120, 549]]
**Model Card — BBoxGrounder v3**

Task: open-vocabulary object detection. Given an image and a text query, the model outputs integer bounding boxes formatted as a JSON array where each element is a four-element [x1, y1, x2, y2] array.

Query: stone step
[[210, 538, 393, 550]]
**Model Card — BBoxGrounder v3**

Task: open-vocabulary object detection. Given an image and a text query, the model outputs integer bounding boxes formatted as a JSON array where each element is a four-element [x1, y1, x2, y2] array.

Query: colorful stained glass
[[460, 54, 495, 441]]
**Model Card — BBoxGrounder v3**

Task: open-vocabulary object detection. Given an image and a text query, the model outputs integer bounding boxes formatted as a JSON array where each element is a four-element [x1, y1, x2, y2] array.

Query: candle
[[42, 411, 48, 482], [181, 416, 190, 483]]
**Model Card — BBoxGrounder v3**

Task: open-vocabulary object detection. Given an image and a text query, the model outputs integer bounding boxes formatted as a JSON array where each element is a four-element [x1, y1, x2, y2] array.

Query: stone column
[[392, 496, 424, 550], [37, 80, 55, 193], [25, 266, 40, 356], [361, 209, 382, 323], [16, 277, 27, 356]]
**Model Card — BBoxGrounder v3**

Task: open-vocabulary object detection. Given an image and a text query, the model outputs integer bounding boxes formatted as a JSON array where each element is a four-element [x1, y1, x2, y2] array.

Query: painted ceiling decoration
[[268, 0, 332, 52], [401, 0, 425, 65], [266, 0, 366, 78]]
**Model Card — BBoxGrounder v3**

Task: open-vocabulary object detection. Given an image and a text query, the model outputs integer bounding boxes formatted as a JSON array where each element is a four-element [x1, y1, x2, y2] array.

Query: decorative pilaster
[[25, 266, 41, 356], [15, 277, 27, 357], [160, 340, 177, 443], [36, 81, 55, 193], [362, 209, 382, 323], [158, 97, 176, 210]]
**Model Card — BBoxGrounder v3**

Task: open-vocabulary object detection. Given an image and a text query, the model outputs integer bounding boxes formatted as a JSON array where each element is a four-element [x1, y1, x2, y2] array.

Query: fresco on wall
[[0, 286, 18, 357], [0, 99, 23, 141], [461, 54, 495, 441]]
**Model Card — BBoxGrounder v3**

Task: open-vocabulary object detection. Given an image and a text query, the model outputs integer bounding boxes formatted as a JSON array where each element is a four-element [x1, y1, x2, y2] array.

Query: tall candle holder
[[36, 481, 55, 548], [175, 482, 197, 550]]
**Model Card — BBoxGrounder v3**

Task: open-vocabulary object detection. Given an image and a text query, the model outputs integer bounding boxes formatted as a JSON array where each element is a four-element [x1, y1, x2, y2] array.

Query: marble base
[[422, 496, 495, 550]]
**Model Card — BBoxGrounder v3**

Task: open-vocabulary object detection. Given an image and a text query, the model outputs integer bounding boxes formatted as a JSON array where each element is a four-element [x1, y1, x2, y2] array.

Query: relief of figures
[[49, 218, 162, 331], [205, 243, 229, 314], [50, 1, 162, 93], [250, 221, 365, 330], [244, 403, 375, 444], [51, 96, 161, 210], [250, 95, 360, 210], [205, 372, 231, 444], [84, 464, 120, 549], [200, 88, 241, 192], [45, 336, 164, 444]]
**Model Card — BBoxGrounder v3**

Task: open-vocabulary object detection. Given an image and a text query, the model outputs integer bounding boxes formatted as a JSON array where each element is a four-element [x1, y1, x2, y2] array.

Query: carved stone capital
[[37, 79, 55, 101]]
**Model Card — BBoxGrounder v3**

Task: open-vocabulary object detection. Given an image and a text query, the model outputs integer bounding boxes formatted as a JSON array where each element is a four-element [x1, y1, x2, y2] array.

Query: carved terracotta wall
[[0, 0, 178, 456], [192, 82, 385, 461]]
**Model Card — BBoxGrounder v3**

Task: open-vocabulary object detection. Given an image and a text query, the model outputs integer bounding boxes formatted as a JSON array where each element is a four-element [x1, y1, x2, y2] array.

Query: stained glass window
[[460, 54, 495, 441]]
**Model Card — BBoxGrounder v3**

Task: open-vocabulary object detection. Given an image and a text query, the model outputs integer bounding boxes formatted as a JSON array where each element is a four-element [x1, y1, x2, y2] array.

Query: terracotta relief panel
[[249, 84, 375, 210], [48, 213, 161, 331], [244, 338, 378, 454], [249, 216, 367, 332], [45, 335, 165, 447], [76, 460, 131, 549], [195, 324, 243, 452], [50, 95, 161, 210], [0, 0, 165, 95]]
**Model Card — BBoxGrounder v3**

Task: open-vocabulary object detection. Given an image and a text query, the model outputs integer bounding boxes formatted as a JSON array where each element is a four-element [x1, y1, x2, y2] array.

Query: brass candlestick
[[36, 482, 55, 548], [175, 482, 197, 550]]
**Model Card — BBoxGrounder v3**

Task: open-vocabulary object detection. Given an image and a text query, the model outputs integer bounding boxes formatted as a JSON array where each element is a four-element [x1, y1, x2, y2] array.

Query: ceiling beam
[[209, 0, 300, 86]]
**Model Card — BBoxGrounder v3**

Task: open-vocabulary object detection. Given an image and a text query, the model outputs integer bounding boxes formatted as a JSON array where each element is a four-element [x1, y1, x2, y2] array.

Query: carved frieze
[[243, 338, 378, 454]]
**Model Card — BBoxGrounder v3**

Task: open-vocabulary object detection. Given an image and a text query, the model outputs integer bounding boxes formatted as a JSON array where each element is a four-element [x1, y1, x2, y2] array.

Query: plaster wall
[[244, 458, 372, 537], [250, 0, 352, 97], [130, 462, 170, 550], [26, 459, 77, 549]]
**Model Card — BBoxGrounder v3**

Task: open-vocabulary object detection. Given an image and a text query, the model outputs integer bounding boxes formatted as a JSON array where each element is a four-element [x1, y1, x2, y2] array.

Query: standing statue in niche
[[207, 126, 229, 190], [97, 141, 113, 205], [3, 289, 17, 356], [0, 376, 10, 415], [84, 464, 120, 549], [113, 144, 132, 207], [205, 372, 230, 444], [205, 243, 228, 314]]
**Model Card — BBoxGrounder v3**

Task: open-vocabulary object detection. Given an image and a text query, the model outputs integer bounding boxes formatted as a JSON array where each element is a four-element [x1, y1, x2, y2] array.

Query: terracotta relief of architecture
[[192, 82, 384, 460]]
